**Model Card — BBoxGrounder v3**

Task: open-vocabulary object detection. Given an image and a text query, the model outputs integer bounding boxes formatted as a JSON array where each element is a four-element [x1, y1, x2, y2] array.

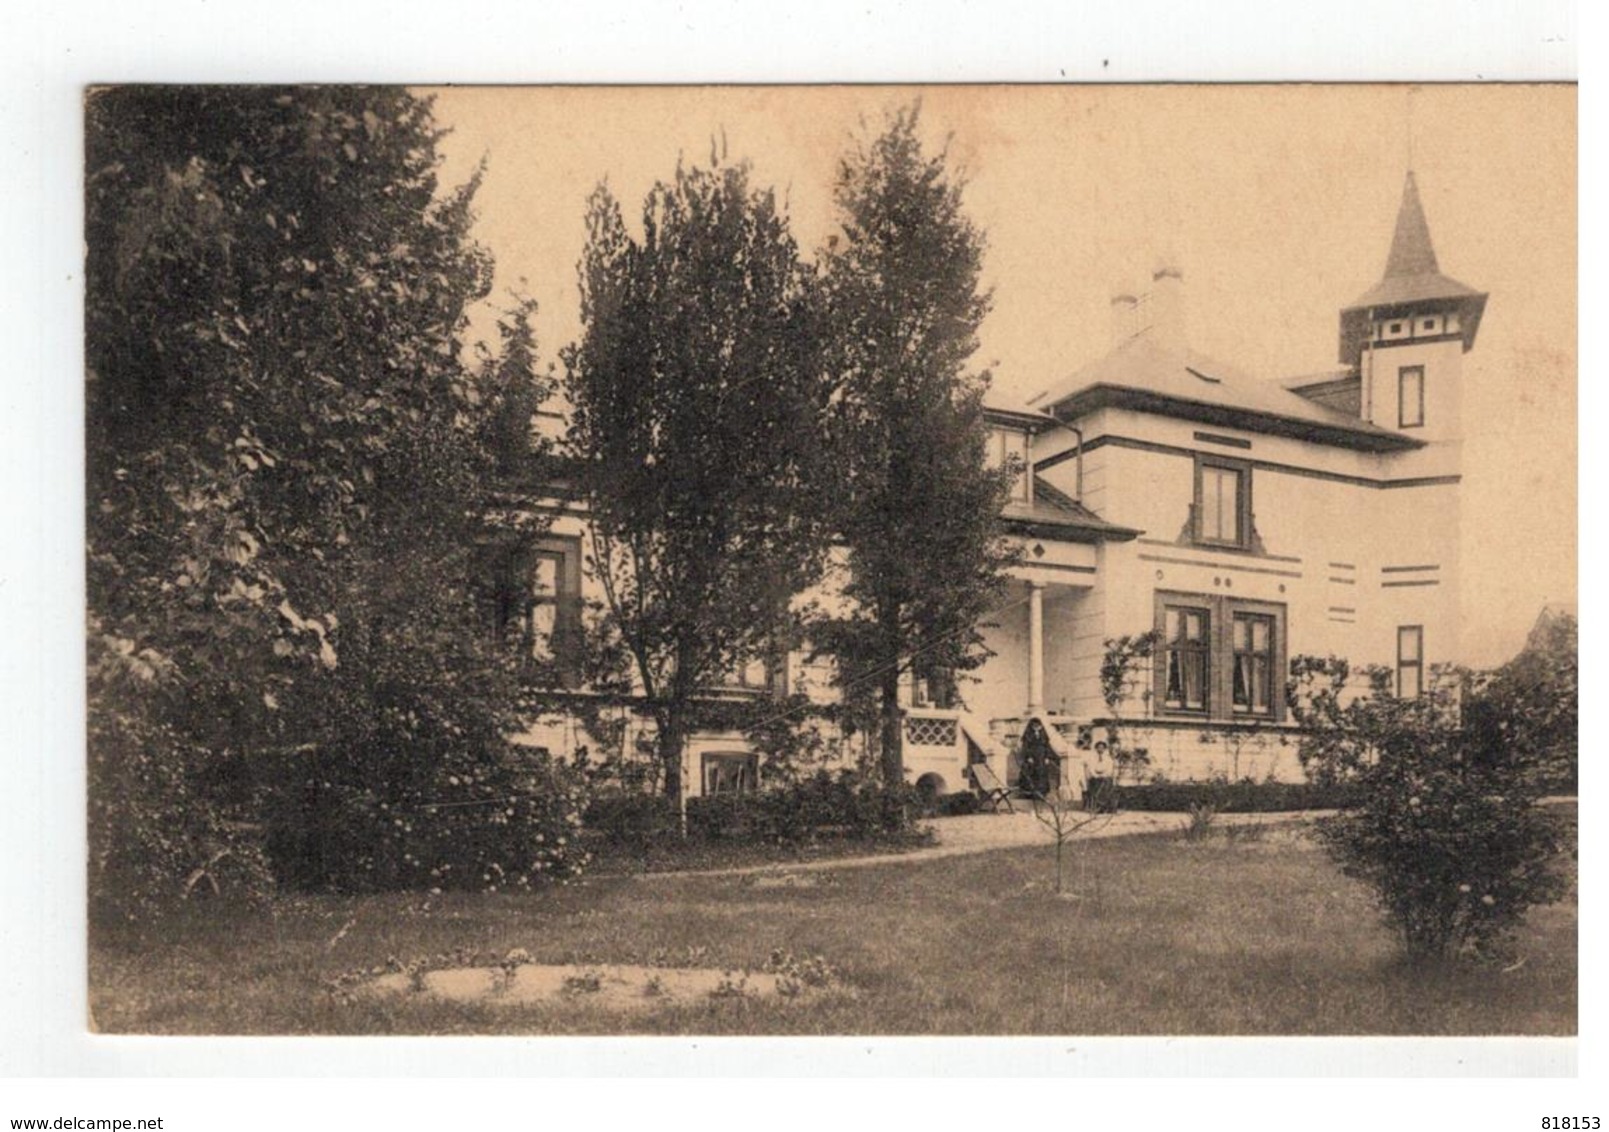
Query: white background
[[0, 0, 1590, 1120]]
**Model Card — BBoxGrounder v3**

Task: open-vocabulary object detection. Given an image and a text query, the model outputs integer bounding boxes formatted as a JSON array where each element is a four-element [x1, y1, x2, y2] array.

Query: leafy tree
[[815, 104, 1017, 786], [563, 154, 834, 800], [86, 87, 583, 916], [1466, 610, 1577, 792], [476, 294, 554, 481], [1292, 657, 1567, 962]]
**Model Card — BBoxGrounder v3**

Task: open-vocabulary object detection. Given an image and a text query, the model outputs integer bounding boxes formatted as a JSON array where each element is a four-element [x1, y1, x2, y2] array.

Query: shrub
[[1183, 802, 1218, 842], [1295, 658, 1568, 962], [1111, 779, 1363, 813], [584, 791, 679, 848], [935, 790, 982, 817], [88, 629, 275, 926], [1316, 753, 1565, 962], [584, 770, 926, 848], [263, 740, 590, 894]]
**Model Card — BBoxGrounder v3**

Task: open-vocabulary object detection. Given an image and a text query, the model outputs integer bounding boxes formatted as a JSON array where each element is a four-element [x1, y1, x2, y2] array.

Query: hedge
[[1109, 779, 1365, 813], [583, 771, 925, 848]]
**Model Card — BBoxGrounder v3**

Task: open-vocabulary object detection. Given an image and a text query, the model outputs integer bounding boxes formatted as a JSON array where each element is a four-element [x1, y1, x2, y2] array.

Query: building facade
[[505, 172, 1484, 801]]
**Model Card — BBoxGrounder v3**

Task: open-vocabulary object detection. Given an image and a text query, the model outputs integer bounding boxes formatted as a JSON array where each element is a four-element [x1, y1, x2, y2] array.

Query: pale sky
[[428, 84, 1576, 667]]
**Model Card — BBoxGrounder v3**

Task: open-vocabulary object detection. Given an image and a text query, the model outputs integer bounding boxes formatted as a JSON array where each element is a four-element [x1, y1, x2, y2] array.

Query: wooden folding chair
[[968, 760, 1016, 814]]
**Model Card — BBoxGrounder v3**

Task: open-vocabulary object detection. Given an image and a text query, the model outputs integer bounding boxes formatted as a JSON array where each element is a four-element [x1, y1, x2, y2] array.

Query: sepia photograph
[[81, 81, 1576, 1044]]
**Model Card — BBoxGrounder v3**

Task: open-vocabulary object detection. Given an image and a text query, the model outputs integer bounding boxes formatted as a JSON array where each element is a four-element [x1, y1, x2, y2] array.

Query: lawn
[[89, 819, 1576, 1035]]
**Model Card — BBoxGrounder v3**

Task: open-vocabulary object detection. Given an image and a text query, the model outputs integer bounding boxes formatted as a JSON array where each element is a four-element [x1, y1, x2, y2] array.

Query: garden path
[[636, 808, 1324, 880]]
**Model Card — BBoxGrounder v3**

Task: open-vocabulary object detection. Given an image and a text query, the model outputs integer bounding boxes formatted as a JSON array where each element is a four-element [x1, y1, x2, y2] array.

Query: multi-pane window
[[912, 667, 958, 710], [1399, 365, 1425, 428], [1397, 625, 1424, 699], [528, 551, 564, 662], [484, 536, 583, 686], [702, 752, 759, 796], [1232, 612, 1276, 716], [1163, 605, 1211, 712], [1155, 593, 1286, 721], [1195, 458, 1249, 547], [987, 427, 1031, 501]]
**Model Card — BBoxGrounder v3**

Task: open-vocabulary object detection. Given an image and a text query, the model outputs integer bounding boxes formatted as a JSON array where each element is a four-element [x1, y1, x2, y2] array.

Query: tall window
[[528, 551, 564, 662], [1163, 605, 1211, 712], [1399, 366, 1425, 428], [1397, 625, 1424, 699], [987, 427, 1031, 501], [1195, 457, 1250, 547], [1232, 612, 1275, 716], [484, 536, 583, 687], [1155, 593, 1287, 721]]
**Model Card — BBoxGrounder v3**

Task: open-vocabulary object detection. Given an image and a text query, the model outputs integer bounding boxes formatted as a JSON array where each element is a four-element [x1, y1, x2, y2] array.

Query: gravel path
[[636, 808, 1326, 880]]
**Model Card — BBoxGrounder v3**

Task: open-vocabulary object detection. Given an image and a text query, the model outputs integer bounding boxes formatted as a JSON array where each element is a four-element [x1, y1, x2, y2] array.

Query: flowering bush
[[263, 737, 590, 894], [1294, 657, 1568, 961]]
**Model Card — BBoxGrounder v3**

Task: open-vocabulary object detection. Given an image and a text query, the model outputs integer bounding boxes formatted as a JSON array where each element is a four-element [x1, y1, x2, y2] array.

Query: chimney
[[1146, 262, 1186, 353], [1109, 292, 1138, 348]]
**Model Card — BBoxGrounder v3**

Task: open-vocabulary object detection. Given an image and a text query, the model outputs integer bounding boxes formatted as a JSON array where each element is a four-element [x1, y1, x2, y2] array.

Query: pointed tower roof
[[1338, 172, 1487, 365], [1382, 171, 1440, 276]]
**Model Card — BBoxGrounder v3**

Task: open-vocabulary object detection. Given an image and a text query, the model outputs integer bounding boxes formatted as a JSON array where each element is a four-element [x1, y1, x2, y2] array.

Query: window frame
[[1397, 625, 1424, 700], [701, 751, 760, 796], [485, 534, 584, 687], [1153, 591, 1287, 722], [1193, 454, 1253, 550], [1230, 610, 1278, 718], [987, 426, 1031, 502], [1158, 601, 1213, 716], [1398, 365, 1425, 429]]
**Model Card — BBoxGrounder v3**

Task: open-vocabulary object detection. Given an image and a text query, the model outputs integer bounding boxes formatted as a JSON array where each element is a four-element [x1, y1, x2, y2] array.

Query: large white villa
[[501, 171, 1481, 801]]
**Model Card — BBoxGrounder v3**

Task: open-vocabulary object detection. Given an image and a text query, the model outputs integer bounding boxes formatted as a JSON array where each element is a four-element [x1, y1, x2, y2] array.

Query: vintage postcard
[[81, 83, 1575, 1054]]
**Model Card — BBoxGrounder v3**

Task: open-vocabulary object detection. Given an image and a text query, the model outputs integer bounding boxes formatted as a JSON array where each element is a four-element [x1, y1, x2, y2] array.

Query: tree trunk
[[879, 665, 903, 787], [659, 709, 685, 801]]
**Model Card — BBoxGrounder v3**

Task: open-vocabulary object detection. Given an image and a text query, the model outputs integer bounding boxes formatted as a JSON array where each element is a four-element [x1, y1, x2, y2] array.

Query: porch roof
[[1002, 476, 1142, 544]]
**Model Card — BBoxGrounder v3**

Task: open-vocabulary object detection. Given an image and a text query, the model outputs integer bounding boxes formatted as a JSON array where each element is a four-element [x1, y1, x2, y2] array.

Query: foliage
[[87, 623, 275, 924], [583, 770, 928, 849], [1464, 610, 1577, 792], [813, 103, 1017, 785], [474, 294, 555, 482], [1293, 656, 1568, 962], [85, 86, 571, 915], [1285, 654, 1384, 785], [1183, 802, 1218, 843], [563, 151, 835, 798], [1083, 631, 1162, 788], [1110, 778, 1365, 813]]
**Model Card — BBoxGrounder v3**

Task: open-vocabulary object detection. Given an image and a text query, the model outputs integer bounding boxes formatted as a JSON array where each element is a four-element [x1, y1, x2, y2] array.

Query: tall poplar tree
[[816, 105, 1017, 785], [564, 155, 833, 799]]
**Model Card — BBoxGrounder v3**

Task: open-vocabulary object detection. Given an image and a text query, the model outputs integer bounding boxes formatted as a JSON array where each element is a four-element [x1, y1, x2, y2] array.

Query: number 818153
[[1543, 1119, 1599, 1129]]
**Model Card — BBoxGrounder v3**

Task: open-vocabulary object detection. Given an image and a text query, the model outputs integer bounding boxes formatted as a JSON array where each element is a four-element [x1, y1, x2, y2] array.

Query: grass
[[89, 821, 1576, 1035]]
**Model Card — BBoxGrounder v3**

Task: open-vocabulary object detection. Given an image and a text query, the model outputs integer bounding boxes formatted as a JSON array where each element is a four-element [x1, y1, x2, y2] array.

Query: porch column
[[1027, 581, 1045, 715]]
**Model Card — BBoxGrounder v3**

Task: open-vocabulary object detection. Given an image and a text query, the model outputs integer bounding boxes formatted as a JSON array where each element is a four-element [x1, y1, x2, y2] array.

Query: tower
[[1340, 171, 1485, 672], [1339, 172, 1487, 448]]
